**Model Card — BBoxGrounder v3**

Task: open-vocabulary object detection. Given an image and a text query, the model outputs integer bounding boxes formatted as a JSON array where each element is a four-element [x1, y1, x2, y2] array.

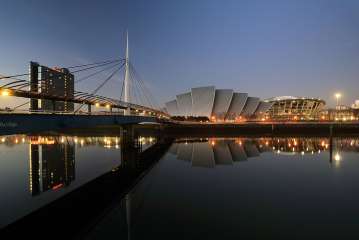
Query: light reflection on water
[[169, 137, 358, 168], [0, 134, 157, 230], [87, 136, 359, 240], [3, 135, 359, 239]]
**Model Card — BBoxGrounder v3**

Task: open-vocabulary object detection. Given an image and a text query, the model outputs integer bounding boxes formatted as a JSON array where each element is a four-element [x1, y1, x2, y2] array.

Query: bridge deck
[[0, 113, 159, 135]]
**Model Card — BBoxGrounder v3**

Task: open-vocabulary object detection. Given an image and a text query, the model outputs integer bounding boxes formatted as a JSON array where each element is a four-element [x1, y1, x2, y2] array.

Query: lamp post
[[335, 93, 341, 108]]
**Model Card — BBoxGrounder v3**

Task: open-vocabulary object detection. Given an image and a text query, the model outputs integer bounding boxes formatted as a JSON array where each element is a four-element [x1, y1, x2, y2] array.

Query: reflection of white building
[[169, 139, 263, 168], [165, 86, 273, 120]]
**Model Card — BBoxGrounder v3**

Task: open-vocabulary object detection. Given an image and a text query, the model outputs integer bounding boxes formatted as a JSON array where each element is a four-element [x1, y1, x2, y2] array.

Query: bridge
[[0, 33, 169, 120]]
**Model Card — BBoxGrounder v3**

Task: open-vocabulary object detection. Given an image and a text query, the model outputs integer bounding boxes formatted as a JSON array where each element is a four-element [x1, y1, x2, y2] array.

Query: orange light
[[261, 118, 265, 121], [211, 140, 215, 146], [293, 116, 298, 120], [52, 183, 64, 190], [95, 103, 100, 107], [1, 90, 10, 96]]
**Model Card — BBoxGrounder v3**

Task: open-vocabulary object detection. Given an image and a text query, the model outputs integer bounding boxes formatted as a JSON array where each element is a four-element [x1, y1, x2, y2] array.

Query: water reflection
[[87, 136, 359, 240], [170, 137, 359, 168], [4, 134, 359, 238], [0, 133, 160, 232], [29, 137, 75, 195]]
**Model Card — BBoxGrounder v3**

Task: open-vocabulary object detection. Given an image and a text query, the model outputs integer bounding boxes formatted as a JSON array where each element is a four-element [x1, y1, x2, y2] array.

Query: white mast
[[124, 31, 130, 115]]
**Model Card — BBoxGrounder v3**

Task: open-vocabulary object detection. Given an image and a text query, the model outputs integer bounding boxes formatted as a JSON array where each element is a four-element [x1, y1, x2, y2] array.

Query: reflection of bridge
[[0, 33, 169, 119]]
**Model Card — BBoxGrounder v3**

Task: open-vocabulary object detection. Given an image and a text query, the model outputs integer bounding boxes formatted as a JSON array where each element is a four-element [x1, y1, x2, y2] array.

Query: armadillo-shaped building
[[165, 86, 273, 120]]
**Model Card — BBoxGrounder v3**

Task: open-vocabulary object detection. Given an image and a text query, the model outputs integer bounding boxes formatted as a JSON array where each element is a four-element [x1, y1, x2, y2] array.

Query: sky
[[1, 0, 359, 109]]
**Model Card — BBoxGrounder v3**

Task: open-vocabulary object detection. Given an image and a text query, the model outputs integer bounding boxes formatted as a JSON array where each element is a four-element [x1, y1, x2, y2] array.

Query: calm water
[[2, 133, 359, 239]]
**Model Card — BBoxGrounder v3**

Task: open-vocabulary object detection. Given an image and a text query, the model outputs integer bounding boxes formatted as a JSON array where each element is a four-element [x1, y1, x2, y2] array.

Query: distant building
[[352, 100, 359, 109], [29, 62, 74, 112], [164, 86, 272, 121], [265, 96, 325, 120], [320, 108, 359, 121]]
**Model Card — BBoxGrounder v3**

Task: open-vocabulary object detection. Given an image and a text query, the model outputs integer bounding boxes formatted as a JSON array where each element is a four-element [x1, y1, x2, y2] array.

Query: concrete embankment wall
[[164, 123, 359, 137], [0, 114, 157, 135]]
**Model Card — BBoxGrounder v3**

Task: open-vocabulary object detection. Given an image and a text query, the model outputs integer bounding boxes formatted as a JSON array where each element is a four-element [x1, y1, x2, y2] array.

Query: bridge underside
[[0, 114, 158, 135]]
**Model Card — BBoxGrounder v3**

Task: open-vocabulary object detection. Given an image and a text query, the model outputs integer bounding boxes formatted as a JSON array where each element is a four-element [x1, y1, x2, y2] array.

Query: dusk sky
[[1, 0, 359, 108]]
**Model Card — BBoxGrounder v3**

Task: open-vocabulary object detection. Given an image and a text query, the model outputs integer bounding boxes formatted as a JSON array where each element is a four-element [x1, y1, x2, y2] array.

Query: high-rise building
[[29, 62, 74, 112]]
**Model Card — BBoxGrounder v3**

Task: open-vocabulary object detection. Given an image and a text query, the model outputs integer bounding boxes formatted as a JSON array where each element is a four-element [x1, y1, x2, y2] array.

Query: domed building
[[265, 96, 325, 120]]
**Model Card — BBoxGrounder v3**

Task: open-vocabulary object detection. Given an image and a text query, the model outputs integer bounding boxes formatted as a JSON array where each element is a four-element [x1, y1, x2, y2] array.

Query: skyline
[[1, 0, 359, 109]]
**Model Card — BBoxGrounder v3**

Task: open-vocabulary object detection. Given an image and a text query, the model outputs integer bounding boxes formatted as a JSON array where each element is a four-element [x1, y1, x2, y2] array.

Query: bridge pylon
[[124, 31, 131, 115]]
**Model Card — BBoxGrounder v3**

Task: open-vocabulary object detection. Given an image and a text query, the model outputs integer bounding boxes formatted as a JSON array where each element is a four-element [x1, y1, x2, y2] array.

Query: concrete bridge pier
[[121, 125, 142, 168], [87, 104, 91, 114]]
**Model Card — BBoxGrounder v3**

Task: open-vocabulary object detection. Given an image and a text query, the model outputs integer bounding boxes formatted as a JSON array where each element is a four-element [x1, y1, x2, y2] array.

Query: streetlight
[[1, 90, 10, 96], [335, 93, 341, 108]]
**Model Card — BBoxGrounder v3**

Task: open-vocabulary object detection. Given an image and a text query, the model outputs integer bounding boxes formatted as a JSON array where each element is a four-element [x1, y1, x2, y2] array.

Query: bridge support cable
[[74, 62, 125, 113], [70, 59, 124, 74], [75, 62, 124, 84], [128, 66, 152, 109], [0, 59, 124, 82], [0, 73, 29, 80], [13, 101, 30, 110], [130, 62, 160, 109], [129, 62, 160, 110], [65, 59, 124, 70]]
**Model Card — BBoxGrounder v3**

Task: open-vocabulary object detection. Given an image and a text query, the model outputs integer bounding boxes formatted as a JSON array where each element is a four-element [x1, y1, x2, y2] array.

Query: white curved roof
[[191, 86, 215, 118], [212, 89, 233, 118], [164, 86, 270, 118], [165, 100, 179, 116], [176, 92, 192, 116], [226, 92, 248, 119], [241, 97, 260, 116]]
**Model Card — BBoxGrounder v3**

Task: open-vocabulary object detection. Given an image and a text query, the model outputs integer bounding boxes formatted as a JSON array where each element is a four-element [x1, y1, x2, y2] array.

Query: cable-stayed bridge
[[0, 35, 169, 120]]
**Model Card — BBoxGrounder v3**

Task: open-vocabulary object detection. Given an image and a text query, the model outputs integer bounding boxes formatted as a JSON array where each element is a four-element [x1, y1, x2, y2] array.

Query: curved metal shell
[[165, 100, 179, 116], [176, 92, 192, 117], [241, 97, 260, 116], [211, 89, 233, 120], [226, 92, 248, 120], [191, 86, 215, 118]]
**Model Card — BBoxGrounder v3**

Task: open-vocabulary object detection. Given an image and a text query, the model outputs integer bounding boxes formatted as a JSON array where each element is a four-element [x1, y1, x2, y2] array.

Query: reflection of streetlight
[[335, 93, 341, 107], [334, 152, 341, 161]]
